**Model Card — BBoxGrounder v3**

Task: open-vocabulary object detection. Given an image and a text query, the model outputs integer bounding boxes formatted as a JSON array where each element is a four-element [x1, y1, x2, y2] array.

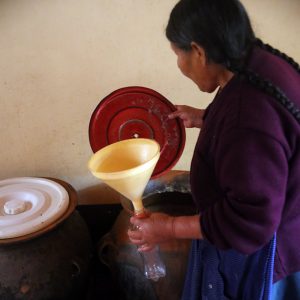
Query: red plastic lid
[[89, 86, 185, 178]]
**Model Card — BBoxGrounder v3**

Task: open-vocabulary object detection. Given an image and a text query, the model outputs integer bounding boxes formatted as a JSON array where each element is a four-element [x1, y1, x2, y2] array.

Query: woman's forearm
[[171, 214, 203, 240]]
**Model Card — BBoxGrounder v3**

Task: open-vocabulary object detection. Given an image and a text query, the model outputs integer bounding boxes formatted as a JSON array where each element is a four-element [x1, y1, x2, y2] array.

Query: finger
[[138, 244, 155, 252], [174, 105, 187, 111], [129, 216, 142, 227], [168, 110, 183, 119], [128, 230, 145, 245], [127, 229, 142, 239], [130, 216, 137, 223], [130, 238, 146, 246]]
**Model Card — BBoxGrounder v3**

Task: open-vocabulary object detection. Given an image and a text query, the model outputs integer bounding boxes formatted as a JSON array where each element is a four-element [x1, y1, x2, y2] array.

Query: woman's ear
[[190, 41, 207, 65]]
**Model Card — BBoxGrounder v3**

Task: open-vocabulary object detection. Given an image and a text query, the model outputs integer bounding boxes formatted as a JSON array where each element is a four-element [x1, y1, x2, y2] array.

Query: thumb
[[130, 216, 142, 227], [130, 216, 137, 224]]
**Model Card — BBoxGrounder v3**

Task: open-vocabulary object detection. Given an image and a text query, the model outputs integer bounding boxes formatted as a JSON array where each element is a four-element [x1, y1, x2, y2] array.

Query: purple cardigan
[[190, 47, 300, 282]]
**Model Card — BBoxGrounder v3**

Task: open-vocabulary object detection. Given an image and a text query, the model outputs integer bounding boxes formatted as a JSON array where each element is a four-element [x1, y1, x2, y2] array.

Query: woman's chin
[[197, 85, 218, 94]]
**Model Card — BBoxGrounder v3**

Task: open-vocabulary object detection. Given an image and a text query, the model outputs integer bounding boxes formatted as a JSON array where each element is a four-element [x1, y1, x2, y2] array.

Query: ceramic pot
[[0, 178, 92, 300]]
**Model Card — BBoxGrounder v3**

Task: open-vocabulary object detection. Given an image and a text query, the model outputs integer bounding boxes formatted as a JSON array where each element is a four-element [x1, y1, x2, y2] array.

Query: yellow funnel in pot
[[88, 138, 160, 213]]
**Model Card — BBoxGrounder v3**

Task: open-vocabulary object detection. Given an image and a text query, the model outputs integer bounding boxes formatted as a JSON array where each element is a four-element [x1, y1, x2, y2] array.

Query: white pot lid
[[0, 177, 69, 239]]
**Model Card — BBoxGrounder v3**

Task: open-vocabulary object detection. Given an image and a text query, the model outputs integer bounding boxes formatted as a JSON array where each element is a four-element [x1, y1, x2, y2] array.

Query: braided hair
[[166, 0, 300, 123], [239, 39, 300, 122]]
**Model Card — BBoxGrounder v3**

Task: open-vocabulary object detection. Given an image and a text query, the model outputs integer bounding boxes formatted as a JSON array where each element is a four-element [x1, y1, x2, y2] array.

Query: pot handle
[[71, 259, 82, 278], [97, 233, 118, 267]]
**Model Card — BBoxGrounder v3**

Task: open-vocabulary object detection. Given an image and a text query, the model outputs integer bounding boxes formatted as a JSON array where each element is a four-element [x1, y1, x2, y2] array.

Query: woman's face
[[170, 42, 225, 93]]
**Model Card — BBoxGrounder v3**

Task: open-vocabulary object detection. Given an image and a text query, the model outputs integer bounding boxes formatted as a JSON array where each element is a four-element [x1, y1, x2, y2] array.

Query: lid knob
[[4, 199, 26, 215]]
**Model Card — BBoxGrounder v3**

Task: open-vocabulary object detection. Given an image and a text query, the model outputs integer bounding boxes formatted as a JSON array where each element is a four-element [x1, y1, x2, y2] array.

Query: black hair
[[166, 0, 255, 70], [166, 0, 300, 123]]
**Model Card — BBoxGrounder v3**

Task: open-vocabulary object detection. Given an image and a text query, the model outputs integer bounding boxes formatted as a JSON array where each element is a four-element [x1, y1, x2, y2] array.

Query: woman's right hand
[[128, 212, 174, 252], [168, 105, 205, 128]]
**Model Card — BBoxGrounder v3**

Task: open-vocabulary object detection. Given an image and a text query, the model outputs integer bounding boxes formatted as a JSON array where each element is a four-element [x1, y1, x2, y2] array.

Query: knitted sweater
[[190, 46, 300, 282]]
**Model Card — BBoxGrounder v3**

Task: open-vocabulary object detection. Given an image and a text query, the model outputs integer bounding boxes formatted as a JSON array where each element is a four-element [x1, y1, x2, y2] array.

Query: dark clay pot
[[0, 179, 93, 300], [98, 171, 196, 300]]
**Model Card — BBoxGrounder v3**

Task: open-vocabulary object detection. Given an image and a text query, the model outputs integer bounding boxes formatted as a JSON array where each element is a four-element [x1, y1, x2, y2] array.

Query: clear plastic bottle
[[141, 245, 166, 281], [131, 209, 166, 281]]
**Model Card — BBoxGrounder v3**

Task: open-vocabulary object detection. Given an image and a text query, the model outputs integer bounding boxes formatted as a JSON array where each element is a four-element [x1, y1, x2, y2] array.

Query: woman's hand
[[128, 213, 202, 252], [168, 105, 205, 128], [127, 212, 174, 252]]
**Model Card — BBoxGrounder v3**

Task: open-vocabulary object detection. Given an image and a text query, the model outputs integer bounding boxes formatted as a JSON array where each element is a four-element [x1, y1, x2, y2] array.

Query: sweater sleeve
[[200, 127, 288, 254]]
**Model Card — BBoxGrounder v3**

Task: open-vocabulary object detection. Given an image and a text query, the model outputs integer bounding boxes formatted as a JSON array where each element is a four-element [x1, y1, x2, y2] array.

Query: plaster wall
[[0, 0, 299, 203]]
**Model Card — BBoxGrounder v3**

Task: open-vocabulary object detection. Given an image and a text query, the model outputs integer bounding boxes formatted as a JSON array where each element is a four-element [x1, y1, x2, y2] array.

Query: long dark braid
[[236, 39, 300, 123], [255, 38, 300, 74]]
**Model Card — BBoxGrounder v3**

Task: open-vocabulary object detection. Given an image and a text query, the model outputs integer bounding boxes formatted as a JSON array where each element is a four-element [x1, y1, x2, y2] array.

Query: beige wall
[[1, 0, 300, 203]]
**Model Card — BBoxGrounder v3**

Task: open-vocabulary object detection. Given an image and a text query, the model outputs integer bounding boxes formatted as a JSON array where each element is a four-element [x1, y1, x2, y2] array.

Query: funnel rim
[[88, 138, 160, 180]]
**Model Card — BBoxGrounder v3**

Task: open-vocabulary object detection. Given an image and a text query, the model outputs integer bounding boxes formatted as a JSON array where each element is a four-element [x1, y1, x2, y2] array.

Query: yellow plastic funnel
[[88, 138, 160, 213]]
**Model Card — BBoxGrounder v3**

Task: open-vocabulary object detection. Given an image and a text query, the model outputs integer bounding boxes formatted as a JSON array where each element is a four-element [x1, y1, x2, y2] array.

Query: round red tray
[[89, 86, 185, 178]]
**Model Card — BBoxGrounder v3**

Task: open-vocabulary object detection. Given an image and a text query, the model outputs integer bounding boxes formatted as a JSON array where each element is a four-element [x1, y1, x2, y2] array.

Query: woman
[[128, 0, 300, 299]]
